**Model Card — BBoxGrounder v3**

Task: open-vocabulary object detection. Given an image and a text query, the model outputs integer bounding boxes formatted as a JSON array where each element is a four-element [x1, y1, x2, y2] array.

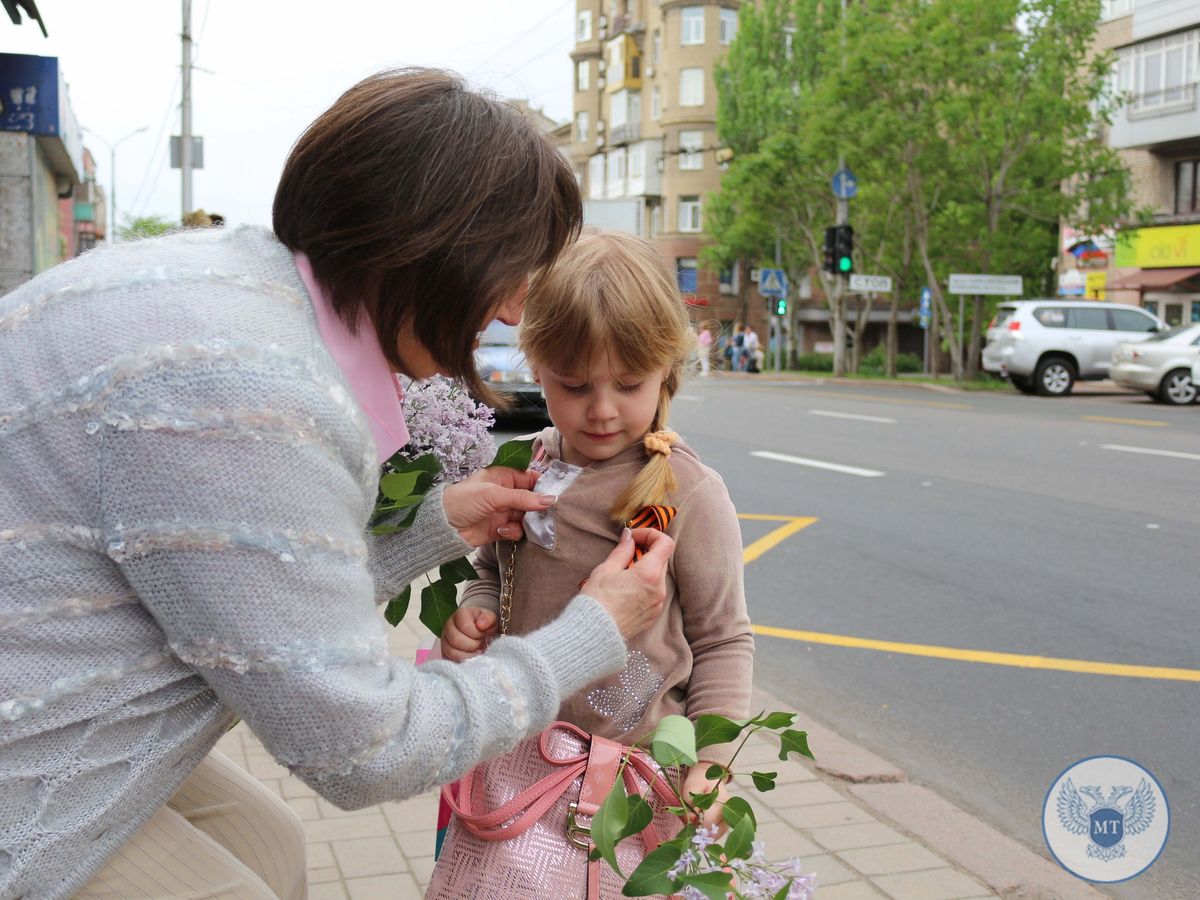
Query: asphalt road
[[498, 377, 1198, 898]]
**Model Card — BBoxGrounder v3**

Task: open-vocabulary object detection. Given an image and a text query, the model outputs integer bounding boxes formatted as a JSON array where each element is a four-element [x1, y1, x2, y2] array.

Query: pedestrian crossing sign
[[759, 268, 788, 296]]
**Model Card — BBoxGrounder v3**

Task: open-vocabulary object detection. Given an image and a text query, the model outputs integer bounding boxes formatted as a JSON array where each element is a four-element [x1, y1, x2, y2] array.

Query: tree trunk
[[886, 290, 899, 377], [966, 295, 983, 380]]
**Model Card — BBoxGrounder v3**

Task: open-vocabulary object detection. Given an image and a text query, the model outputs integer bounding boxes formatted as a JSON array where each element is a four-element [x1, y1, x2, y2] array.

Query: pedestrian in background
[[696, 320, 714, 376], [744, 325, 762, 373], [731, 320, 746, 371], [0, 67, 673, 900]]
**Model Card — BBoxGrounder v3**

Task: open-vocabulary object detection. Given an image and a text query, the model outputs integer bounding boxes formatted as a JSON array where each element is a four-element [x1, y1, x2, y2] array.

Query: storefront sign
[[1114, 224, 1200, 269], [1084, 271, 1107, 301]]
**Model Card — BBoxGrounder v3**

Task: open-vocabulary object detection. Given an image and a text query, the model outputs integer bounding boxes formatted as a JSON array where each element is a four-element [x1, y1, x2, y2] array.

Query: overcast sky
[[5, 0, 577, 228]]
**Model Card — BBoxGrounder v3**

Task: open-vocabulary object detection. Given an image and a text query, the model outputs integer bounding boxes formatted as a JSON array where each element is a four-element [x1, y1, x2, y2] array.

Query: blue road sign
[[919, 287, 931, 329], [759, 268, 788, 296], [831, 167, 858, 200]]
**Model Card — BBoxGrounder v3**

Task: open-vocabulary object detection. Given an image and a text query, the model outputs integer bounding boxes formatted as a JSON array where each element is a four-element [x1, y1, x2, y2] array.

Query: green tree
[[118, 214, 174, 241]]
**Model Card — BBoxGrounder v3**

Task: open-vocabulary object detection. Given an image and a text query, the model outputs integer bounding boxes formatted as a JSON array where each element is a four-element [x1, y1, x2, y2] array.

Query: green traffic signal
[[775, 298, 787, 316], [838, 256, 852, 273]]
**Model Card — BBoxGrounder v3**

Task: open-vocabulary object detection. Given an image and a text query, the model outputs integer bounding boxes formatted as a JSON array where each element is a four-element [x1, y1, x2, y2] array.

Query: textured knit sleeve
[[96, 363, 627, 808], [458, 541, 503, 615], [368, 483, 474, 604], [672, 472, 754, 764]]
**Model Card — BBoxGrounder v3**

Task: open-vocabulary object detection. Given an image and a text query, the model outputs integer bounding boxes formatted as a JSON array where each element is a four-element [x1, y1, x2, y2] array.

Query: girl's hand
[[442, 467, 556, 547], [682, 761, 731, 834], [440, 607, 499, 662]]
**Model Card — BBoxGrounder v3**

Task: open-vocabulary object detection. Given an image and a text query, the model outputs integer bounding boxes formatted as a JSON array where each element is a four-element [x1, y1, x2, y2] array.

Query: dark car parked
[[474, 321, 547, 421]]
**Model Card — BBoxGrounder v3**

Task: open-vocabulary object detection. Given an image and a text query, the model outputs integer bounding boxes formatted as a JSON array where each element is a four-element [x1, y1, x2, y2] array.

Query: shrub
[[794, 352, 834, 372]]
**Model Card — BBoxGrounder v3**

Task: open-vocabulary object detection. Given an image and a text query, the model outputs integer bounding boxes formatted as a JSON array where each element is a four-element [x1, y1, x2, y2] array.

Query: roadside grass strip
[[1081, 414, 1170, 428], [1100, 443, 1200, 462], [752, 450, 886, 478], [739, 514, 1200, 683]]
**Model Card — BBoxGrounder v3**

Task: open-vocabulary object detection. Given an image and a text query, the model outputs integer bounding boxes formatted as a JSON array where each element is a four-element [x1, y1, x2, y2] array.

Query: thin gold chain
[[499, 541, 517, 636]]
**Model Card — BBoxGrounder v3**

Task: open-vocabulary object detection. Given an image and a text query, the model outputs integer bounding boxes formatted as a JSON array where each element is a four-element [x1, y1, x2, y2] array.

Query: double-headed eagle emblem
[[1057, 777, 1157, 862]]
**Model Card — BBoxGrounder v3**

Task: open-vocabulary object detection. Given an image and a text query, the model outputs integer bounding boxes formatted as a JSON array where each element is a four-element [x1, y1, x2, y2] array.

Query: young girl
[[428, 232, 753, 897]]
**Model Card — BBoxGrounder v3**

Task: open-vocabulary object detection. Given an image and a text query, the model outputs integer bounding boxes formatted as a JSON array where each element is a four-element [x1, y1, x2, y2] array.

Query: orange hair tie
[[643, 430, 678, 458]]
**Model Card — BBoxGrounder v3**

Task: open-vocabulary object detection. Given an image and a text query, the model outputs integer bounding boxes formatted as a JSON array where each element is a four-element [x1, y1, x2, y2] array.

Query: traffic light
[[775, 297, 788, 316], [822, 226, 837, 274], [835, 224, 854, 274]]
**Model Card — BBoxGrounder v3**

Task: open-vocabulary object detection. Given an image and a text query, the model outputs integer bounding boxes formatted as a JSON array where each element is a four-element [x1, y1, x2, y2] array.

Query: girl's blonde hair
[[520, 231, 696, 523]]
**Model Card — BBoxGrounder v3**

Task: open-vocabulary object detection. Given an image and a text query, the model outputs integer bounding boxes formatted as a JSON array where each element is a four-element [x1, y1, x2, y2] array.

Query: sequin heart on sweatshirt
[[586, 650, 664, 733]]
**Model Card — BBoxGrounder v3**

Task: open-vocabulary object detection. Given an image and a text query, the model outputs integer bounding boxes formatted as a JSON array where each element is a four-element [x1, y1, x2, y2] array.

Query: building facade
[[570, 0, 754, 330], [1064, 0, 1200, 326]]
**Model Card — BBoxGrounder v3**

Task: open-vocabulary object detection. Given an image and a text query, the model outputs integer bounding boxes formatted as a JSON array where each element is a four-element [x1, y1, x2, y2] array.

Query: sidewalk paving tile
[[809, 822, 911, 852], [872, 868, 991, 900], [344, 873, 422, 899], [838, 843, 952, 876], [815, 883, 889, 900], [802, 853, 858, 886], [763, 780, 847, 807], [779, 800, 877, 829], [331, 836, 410, 877]]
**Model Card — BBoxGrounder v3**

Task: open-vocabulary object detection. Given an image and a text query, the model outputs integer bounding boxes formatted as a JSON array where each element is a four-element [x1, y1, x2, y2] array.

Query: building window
[[651, 85, 662, 120], [681, 7, 704, 46], [720, 9, 738, 45], [607, 148, 627, 195], [680, 68, 705, 106], [610, 92, 628, 131], [608, 38, 625, 80], [678, 196, 702, 232], [650, 204, 662, 238], [1115, 28, 1200, 113], [652, 29, 661, 65], [719, 266, 738, 294], [677, 257, 699, 293], [576, 111, 589, 143], [629, 145, 644, 179], [1177, 160, 1199, 214], [577, 10, 592, 42], [577, 59, 590, 92], [1100, 0, 1133, 19], [679, 130, 704, 170], [588, 154, 605, 199]]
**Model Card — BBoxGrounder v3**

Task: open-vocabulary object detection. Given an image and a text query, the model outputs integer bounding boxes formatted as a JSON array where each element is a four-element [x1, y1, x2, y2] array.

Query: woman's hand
[[442, 467, 557, 547], [582, 528, 674, 640], [682, 762, 731, 834]]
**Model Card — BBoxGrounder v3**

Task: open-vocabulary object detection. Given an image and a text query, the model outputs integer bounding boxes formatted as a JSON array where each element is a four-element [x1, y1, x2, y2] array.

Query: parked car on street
[[983, 300, 1166, 396], [473, 321, 547, 420], [1110, 323, 1200, 405]]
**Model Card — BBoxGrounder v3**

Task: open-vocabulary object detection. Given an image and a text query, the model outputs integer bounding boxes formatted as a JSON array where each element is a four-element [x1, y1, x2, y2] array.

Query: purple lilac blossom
[[398, 376, 496, 482]]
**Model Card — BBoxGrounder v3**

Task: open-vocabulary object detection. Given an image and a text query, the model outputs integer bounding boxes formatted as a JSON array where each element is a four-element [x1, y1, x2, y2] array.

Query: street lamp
[[82, 126, 149, 244]]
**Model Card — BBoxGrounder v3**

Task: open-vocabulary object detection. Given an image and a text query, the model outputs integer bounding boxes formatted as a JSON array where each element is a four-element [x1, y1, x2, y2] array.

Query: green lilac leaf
[[379, 470, 421, 501], [722, 796, 757, 831], [439, 557, 479, 584], [649, 715, 698, 767], [778, 729, 815, 762], [694, 713, 746, 750], [621, 795, 654, 839], [487, 438, 535, 471], [751, 771, 778, 792], [689, 789, 718, 811], [590, 778, 629, 876], [705, 764, 727, 781], [621, 843, 684, 896], [383, 586, 411, 627], [774, 886, 790, 900], [418, 579, 459, 636], [723, 813, 755, 860], [677, 871, 734, 900], [752, 711, 797, 730]]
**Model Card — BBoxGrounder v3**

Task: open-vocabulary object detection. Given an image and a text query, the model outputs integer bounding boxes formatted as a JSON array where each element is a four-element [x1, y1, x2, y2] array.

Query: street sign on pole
[[831, 167, 858, 199], [918, 287, 931, 329], [759, 268, 788, 296], [947, 273, 1023, 296], [848, 273, 892, 293]]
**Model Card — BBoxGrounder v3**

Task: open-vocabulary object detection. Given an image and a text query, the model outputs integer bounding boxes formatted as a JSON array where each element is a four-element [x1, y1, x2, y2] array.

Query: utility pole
[[81, 126, 147, 244], [181, 0, 194, 219], [774, 235, 783, 372]]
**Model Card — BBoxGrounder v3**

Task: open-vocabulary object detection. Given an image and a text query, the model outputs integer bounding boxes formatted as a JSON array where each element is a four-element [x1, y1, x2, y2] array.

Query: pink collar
[[294, 251, 409, 464]]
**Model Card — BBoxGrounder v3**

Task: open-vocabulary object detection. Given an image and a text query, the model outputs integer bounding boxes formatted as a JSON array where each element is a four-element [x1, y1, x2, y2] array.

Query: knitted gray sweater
[[0, 225, 627, 898]]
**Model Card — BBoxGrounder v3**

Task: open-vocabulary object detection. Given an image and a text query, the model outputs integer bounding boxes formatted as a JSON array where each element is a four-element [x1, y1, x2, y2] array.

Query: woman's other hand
[[440, 607, 499, 662], [582, 528, 674, 640], [442, 467, 556, 546]]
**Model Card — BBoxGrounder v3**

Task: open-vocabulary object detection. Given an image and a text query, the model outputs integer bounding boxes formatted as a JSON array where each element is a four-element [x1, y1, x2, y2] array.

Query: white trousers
[[78, 750, 307, 900]]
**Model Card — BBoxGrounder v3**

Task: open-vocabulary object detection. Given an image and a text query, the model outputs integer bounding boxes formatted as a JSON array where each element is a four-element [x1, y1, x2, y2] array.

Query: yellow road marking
[[738, 515, 818, 564], [749, 624, 1200, 683], [739, 514, 1199, 682], [1081, 414, 1170, 428]]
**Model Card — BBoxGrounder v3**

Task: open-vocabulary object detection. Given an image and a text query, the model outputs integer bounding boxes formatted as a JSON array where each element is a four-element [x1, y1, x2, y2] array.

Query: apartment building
[[1065, 0, 1200, 327], [569, 0, 748, 327]]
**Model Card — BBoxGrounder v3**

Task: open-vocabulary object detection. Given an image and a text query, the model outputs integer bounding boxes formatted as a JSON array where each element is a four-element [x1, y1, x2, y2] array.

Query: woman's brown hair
[[273, 68, 582, 401], [519, 231, 696, 522]]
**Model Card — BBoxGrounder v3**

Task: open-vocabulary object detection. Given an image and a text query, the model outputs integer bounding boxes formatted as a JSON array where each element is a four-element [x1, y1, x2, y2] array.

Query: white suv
[[982, 300, 1166, 396]]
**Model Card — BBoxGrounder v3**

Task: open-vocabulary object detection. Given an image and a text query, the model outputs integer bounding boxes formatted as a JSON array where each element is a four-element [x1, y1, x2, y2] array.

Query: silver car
[[983, 300, 1166, 396], [1110, 323, 1200, 405], [473, 321, 547, 420]]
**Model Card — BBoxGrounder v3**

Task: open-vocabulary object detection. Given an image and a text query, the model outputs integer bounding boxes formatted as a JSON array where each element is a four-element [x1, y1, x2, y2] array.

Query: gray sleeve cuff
[[517, 594, 627, 700], [370, 483, 473, 600]]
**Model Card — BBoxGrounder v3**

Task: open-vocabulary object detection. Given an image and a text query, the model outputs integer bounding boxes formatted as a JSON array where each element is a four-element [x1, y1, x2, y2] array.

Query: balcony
[[1109, 83, 1200, 149], [610, 121, 642, 145]]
